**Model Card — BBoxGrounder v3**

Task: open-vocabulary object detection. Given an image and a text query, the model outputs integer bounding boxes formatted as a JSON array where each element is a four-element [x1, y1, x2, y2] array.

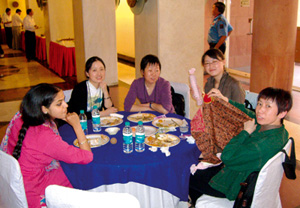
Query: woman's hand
[[65, 112, 81, 128], [100, 81, 108, 93], [244, 119, 257, 134], [207, 88, 229, 102], [66, 112, 91, 152], [101, 107, 118, 117]]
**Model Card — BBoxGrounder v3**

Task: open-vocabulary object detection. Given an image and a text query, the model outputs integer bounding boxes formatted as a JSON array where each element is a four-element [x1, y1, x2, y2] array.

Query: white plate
[[131, 126, 157, 137], [100, 116, 123, 127], [145, 134, 180, 147], [74, 134, 109, 148], [152, 117, 183, 128], [127, 113, 156, 123]]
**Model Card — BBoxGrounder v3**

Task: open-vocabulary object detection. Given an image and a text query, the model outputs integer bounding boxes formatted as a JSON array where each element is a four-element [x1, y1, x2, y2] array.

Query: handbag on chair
[[233, 171, 258, 208], [281, 137, 296, 180]]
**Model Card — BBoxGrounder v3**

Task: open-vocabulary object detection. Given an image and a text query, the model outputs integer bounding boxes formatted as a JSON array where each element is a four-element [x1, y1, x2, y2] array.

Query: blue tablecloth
[[59, 111, 201, 201]]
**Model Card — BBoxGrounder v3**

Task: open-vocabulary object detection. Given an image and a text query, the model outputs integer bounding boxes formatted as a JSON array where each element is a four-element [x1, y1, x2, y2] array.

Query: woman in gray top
[[202, 49, 245, 103]]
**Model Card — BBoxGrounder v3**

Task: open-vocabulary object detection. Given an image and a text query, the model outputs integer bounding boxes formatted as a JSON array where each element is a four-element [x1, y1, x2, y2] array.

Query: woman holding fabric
[[202, 48, 245, 103], [68, 56, 117, 119], [189, 87, 292, 205], [124, 54, 174, 114]]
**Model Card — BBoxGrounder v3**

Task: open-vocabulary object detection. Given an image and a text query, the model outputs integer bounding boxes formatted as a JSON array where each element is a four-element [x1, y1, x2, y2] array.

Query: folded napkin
[[110, 113, 124, 118], [149, 146, 158, 152], [190, 153, 222, 174], [160, 147, 171, 157], [186, 136, 195, 144], [154, 115, 166, 120]]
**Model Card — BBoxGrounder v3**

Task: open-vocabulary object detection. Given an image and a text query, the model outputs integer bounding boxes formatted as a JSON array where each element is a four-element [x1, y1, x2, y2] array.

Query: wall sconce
[[127, 0, 148, 15], [12, 1, 19, 8]]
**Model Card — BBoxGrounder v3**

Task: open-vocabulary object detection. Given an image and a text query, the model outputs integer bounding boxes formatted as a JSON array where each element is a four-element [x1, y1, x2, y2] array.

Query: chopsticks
[[171, 119, 180, 127]]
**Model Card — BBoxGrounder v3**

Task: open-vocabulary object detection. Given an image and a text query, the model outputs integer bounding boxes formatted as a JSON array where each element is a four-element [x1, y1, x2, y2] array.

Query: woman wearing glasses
[[202, 48, 245, 103]]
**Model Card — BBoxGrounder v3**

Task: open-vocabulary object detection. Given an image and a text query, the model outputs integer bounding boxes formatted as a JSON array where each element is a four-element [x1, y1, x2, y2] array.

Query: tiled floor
[[0, 45, 300, 207]]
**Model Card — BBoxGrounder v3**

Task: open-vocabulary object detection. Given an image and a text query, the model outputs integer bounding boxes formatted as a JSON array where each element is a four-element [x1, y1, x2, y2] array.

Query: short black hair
[[140, 54, 161, 72], [26, 9, 32, 15], [258, 87, 293, 124], [85, 56, 106, 74], [201, 48, 224, 66], [214, 2, 225, 14], [16, 9, 21, 13], [6, 8, 11, 13]]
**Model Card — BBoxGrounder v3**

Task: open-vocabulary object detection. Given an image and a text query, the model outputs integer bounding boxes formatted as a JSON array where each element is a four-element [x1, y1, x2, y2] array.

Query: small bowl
[[179, 125, 189, 133], [105, 127, 120, 135]]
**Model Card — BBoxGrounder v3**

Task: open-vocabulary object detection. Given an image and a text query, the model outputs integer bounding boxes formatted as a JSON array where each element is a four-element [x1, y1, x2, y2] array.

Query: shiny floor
[[0, 45, 299, 207]]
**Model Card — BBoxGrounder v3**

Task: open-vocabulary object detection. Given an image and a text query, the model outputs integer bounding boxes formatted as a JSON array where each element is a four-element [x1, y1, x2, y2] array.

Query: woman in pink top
[[1, 83, 93, 208]]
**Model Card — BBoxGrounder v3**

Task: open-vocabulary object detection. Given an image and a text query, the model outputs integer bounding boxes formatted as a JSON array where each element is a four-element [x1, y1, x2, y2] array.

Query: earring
[[44, 111, 47, 114]]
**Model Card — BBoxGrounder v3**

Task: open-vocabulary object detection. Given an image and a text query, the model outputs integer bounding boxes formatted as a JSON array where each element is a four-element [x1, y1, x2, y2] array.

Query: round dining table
[[59, 111, 201, 208]]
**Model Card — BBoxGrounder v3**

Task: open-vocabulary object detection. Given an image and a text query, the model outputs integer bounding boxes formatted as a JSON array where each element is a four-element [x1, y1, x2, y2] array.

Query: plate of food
[[73, 134, 109, 148], [127, 113, 156, 123], [100, 116, 123, 127], [145, 134, 180, 147], [131, 126, 157, 137], [152, 117, 183, 128]]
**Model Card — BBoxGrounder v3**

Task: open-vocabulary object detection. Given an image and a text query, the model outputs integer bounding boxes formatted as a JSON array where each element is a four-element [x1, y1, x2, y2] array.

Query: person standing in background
[[207, 2, 233, 54], [23, 9, 38, 62], [12, 9, 22, 50], [3, 8, 12, 49]]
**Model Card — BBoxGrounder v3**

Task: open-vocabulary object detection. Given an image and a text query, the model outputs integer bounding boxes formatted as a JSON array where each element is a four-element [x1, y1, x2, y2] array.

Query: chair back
[[170, 82, 190, 118], [45, 185, 140, 208], [244, 90, 258, 111], [0, 150, 28, 208], [251, 139, 292, 208], [63, 89, 73, 103], [195, 139, 292, 208]]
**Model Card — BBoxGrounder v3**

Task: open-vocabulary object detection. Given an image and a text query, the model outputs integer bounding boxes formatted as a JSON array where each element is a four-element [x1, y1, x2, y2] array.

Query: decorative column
[[73, 0, 118, 85], [250, 0, 298, 92], [134, 1, 205, 118]]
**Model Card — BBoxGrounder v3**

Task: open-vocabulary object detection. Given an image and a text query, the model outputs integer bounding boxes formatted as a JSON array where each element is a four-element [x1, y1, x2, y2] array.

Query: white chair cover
[[170, 82, 190, 118], [196, 139, 292, 208], [45, 185, 141, 208], [245, 90, 258, 109], [0, 150, 28, 208]]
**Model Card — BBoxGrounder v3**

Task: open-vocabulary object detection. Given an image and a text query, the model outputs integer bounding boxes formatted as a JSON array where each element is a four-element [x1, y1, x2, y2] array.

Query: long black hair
[[12, 83, 61, 160]]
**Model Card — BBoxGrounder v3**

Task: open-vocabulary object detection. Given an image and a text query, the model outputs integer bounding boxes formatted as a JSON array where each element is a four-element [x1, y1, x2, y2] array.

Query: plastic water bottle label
[[136, 132, 145, 144], [92, 115, 100, 125], [123, 133, 133, 144], [80, 120, 87, 130]]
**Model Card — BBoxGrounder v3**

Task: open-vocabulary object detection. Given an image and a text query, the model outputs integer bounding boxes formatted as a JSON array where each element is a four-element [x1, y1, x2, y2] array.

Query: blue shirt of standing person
[[208, 2, 233, 54]]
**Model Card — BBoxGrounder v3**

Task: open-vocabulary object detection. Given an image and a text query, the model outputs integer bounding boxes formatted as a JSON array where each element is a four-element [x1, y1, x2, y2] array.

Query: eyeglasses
[[203, 60, 220, 68]]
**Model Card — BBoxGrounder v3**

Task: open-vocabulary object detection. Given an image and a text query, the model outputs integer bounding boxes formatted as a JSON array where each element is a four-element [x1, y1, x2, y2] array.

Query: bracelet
[[104, 97, 111, 100], [149, 102, 152, 108], [79, 139, 88, 145]]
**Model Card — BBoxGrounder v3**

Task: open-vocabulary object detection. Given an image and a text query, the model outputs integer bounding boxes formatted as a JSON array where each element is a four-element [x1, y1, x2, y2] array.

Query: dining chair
[[244, 90, 258, 111], [0, 150, 28, 208], [45, 184, 141, 208], [195, 138, 292, 208], [63, 89, 73, 103], [170, 82, 190, 118]]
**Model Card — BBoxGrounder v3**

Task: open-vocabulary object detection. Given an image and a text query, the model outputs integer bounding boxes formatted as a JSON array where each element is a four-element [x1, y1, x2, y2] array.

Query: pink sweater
[[3, 115, 93, 208]]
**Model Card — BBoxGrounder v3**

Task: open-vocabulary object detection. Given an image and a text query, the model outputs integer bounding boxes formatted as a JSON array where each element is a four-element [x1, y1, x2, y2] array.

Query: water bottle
[[92, 106, 101, 132], [123, 121, 133, 154], [79, 110, 88, 135], [189, 68, 203, 106], [135, 121, 145, 152]]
